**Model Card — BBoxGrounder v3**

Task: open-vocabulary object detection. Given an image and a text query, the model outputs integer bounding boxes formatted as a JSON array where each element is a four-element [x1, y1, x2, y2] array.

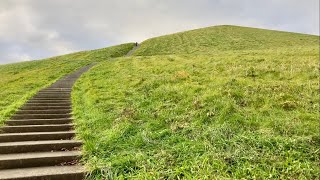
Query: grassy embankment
[[72, 26, 320, 179], [0, 43, 134, 124]]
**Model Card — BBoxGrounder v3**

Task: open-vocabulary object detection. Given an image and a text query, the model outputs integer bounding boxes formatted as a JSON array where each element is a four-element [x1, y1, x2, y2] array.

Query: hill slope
[[133, 25, 319, 55], [0, 43, 134, 124], [0, 25, 319, 179], [71, 26, 320, 179]]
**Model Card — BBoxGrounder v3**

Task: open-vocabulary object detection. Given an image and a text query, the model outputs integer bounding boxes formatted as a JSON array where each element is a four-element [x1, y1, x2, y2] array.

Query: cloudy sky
[[0, 0, 319, 64]]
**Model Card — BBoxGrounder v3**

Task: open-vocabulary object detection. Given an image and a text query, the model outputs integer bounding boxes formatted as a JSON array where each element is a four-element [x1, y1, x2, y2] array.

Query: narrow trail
[[126, 44, 140, 56], [0, 64, 95, 180]]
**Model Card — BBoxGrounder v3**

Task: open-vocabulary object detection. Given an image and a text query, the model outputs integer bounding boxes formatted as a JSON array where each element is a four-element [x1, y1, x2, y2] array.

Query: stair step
[[37, 90, 71, 94], [52, 80, 76, 83], [34, 94, 70, 98], [0, 151, 81, 169], [52, 80, 76, 82], [20, 106, 71, 110], [41, 88, 72, 90], [1, 124, 73, 133], [50, 85, 74, 88], [0, 140, 82, 154], [36, 90, 70, 92], [31, 98, 70, 101], [16, 109, 71, 115], [11, 114, 71, 119], [0, 131, 75, 142], [36, 91, 70, 94], [24, 103, 71, 106], [0, 165, 85, 180], [37, 91, 71, 94], [6, 119, 72, 125], [28, 100, 70, 103]]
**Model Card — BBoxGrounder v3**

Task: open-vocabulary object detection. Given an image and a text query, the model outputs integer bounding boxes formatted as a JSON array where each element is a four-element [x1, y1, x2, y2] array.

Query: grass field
[[133, 25, 319, 56], [0, 25, 318, 179], [71, 26, 320, 179], [0, 43, 134, 124]]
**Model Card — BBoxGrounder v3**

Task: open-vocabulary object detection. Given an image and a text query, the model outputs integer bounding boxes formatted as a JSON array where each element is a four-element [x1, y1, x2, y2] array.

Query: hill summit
[[133, 25, 319, 55]]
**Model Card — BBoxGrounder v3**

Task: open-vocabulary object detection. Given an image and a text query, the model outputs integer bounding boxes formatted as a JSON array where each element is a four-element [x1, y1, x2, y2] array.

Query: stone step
[[35, 92, 70, 94], [0, 165, 85, 180], [0, 131, 75, 142], [11, 114, 71, 120], [49, 85, 74, 88], [36, 91, 70, 94], [31, 98, 71, 101], [20, 106, 71, 110], [50, 81, 74, 84], [37, 91, 71, 94], [24, 103, 72, 106], [33, 95, 70, 98], [34, 94, 70, 97], [37, 92, 71, 95], [6, 119, 72, 125], [0, 140, 82, 154], [39, 89, 72, 91], [16, 109, 71, 115], [34, 94, 70, 98], [1, 124, 73, 133], [41, 88, 72, 90], [28, 100, 70, 103], [51, 81, 76, 85], [0, 151, 81, 169]]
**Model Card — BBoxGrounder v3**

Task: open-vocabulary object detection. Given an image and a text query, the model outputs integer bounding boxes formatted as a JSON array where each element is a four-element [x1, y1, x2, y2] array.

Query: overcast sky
[[0, 0, 319, 64]]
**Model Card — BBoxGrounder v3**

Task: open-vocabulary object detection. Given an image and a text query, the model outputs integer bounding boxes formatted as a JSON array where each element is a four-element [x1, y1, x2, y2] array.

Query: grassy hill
[[71, 26, 319, 179], [0, 43, 134, 124], [0, 25, 319, 179], [133, 25, 319, 55]]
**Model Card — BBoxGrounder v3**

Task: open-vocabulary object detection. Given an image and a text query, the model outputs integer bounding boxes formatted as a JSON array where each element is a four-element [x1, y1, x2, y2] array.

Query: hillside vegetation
[[72, 26, 320, 179], [1, 25, 318, 179], [133, 25, 319, 55], [0, 43, 134, 124]]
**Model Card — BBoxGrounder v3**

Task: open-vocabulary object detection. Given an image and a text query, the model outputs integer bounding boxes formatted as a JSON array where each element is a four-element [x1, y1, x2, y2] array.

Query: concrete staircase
[[0, 64, 94, 180]]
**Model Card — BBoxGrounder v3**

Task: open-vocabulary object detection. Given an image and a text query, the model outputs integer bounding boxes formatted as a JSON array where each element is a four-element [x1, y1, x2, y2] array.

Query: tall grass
[[73, 46, 319, 179]]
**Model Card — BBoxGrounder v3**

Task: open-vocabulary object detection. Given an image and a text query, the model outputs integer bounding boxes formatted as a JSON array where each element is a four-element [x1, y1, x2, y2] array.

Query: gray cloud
[[0, 0, 318, 64]]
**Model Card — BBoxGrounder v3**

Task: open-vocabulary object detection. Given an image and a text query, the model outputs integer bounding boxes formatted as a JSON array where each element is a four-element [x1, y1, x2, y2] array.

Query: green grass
[[0, 43, 134, 124], [133, 25, 319, 56], [72, 26, 320, 179], [1, 25, 319, 179]]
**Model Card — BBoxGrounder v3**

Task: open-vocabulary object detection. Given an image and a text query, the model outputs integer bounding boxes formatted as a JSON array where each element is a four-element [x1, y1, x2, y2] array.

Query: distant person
[[135, 42, 138, 46]]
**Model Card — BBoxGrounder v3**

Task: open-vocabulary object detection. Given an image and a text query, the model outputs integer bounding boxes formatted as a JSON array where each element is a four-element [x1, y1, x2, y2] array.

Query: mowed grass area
[[72, 26, 319, 179], [0, 43, 134, 124], [133, 25, 319, 56]]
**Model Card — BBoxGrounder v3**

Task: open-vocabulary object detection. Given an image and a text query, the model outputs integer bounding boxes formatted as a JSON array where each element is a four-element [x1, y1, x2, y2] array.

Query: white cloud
[[9, 53, 32, 62]]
